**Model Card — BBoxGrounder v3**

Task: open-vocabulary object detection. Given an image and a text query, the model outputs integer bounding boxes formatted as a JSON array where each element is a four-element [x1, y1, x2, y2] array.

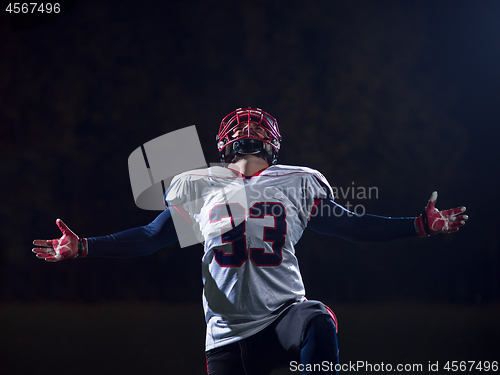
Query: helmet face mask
[[217, 108, 281, 165]]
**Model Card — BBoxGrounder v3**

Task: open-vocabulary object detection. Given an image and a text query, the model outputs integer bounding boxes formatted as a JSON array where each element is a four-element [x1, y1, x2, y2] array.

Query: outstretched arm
[[308, 192, 468, 243], [33, 208, 179, 261], [308, 200, 416, 243], [87, 208, 179, 257]]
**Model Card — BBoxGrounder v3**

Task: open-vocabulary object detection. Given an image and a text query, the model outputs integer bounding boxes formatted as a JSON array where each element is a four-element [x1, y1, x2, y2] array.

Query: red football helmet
[[216, 107, 282, 165]]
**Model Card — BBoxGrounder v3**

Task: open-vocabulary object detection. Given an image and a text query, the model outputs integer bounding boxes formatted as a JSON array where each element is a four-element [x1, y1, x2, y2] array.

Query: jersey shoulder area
[[263, 164, 334, 198], [170, 166, 233, 184], [166, 166, 233, 206], [263, 164, 329, 183]]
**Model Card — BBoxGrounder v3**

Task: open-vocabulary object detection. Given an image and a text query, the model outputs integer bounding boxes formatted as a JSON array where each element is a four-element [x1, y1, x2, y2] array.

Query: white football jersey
[[165, 164, 333, 350]]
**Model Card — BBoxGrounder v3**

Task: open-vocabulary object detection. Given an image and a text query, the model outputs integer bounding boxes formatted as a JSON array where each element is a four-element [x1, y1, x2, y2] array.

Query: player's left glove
[[415, 191, 468, 237], [32, 219, 88, 262]]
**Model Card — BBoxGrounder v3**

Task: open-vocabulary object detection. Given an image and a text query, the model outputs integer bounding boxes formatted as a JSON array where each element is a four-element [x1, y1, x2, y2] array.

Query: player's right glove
[[414, 191, 468, 237], [32, 219, 88, 262]]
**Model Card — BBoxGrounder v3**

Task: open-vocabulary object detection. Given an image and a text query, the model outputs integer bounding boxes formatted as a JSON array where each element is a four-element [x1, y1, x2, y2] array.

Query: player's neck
[[228, 155, 270, 177]]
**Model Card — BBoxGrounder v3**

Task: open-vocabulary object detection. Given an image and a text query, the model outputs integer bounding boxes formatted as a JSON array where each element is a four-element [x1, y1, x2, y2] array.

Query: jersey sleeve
[[87, 208, 179, 257], [163, 169, 210, 247], [164, 168, 214, 212], [164, 172, 191, 207], [278, 166, 335, 227], [306, 168, 335, 201]]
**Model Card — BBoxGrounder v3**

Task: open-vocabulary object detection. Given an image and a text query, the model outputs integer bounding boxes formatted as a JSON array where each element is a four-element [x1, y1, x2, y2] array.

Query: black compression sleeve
[[87, 208, 179, 258], [308, 199, 417, 243]]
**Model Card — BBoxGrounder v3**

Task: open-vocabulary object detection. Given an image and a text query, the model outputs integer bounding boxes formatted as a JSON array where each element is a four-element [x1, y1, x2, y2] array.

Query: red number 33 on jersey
[[210, 202, 287, 267]]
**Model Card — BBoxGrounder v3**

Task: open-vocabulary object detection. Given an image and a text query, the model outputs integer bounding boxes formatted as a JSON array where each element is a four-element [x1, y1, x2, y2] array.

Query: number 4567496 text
[[5, 3, 61, 14]]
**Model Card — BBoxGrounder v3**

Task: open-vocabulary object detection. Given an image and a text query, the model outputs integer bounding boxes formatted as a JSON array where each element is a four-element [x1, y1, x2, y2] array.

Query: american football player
[[33, 108, 468, 375]]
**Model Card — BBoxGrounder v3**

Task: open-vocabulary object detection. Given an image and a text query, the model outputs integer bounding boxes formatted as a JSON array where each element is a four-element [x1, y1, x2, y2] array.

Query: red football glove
[[32, 219, 88, 262], [415, 191, 468, 237]]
